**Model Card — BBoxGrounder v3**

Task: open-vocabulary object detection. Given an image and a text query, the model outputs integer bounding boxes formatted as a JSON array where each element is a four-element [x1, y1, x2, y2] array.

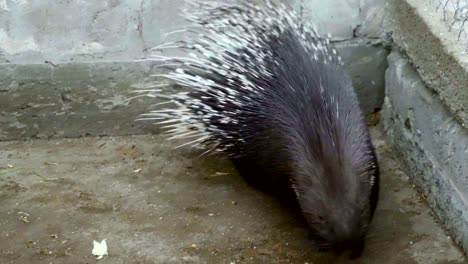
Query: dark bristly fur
[[138, 0, 380, 259]]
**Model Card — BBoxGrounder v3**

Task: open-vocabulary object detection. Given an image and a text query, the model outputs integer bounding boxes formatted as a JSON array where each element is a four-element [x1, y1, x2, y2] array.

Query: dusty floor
[[0, 127, 466, 264]]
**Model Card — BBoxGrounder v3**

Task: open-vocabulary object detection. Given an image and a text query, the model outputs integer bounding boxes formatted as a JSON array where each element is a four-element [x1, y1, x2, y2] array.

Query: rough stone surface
[[0, 61, 162, 141], [0, 0, 387, 64], [0, 0, 187, 64], [390, 0, 468, 128], [280, 0, 388, 40], [286, 0, 361, 40], [0, 127, 466, 264], [382, 51, 468, 254], [356, 0, 393, 39], [0, 41, 387, 141], [337, 40, 389, 113]]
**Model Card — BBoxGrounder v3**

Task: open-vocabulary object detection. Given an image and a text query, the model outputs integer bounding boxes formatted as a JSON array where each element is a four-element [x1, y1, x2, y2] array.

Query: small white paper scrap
[[92, 239, 108, 260]]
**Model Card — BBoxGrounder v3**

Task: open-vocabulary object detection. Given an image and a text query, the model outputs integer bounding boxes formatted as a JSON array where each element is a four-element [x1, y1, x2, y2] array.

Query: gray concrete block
[[337, 41, 389, 113], [357, 0, 392, 39], [286, 0, 388, 40], [0, 0, 188, 64], [0, 62, 162, 141], [1, 0, 388, 64], [390, 0, 468, 128], [382, 51, 468, 254], [286, 0, 360, 40]]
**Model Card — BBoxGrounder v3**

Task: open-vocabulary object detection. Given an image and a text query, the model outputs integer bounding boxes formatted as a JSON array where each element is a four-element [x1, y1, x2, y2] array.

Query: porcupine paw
[[348, 240, 365, 259], [307, 231, 330, 252]]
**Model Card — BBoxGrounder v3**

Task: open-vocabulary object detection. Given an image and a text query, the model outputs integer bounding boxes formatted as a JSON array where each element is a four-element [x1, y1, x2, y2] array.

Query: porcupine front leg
[[231, 155, 300, 209]]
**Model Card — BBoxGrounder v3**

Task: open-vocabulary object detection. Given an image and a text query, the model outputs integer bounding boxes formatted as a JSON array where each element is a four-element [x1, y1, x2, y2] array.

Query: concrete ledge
[[390, 0, 468, 128], [0, 40, 388, 141], [382, 51, 468, 253], [0, 62, 162, 141]]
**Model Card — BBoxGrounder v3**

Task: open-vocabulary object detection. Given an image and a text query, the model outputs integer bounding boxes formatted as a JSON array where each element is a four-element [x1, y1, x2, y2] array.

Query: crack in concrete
[[137, 0, 147, 52]]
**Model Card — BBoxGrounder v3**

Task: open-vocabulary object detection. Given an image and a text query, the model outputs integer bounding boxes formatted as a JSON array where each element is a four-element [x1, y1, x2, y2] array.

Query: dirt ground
[[0, 127, 466, 264]]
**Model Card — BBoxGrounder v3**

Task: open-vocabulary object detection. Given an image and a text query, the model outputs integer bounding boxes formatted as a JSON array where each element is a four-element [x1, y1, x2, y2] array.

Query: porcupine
[[139, 0, 380, 258]]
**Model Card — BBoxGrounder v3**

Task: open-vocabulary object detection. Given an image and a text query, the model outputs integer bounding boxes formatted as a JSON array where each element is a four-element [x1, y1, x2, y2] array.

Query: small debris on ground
[[208, 172, 230, 177], [17, 212, 30, 223], [92, 239, 108, 260]]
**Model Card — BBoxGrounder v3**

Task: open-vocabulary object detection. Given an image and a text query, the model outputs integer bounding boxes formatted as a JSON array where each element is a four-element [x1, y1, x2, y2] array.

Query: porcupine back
[[140, 0, 379, 258]]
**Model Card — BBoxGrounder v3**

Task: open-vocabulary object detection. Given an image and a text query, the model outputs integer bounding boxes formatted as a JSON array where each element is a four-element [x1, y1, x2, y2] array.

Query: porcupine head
[[138, 0, 379, 259]]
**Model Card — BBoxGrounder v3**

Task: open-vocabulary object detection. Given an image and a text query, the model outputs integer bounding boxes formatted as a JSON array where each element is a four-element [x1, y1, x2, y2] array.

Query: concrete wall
[[0, 0, 388, 141], [0, 0, 388, 64], [390, 0, 468, 127], [286, 0, 389, 40], [383, 51, 468, 253], [0, 0, 185, 64], [382, 0, 468, 254]]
